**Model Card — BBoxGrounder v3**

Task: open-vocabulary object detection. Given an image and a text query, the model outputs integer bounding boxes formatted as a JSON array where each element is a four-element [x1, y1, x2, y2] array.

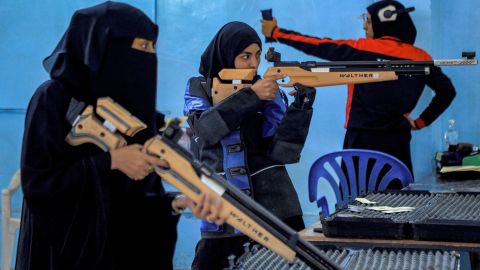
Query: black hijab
[[43, 1, 159, 142], [367, 0, 417, 44], [199, 21, 262, 79]]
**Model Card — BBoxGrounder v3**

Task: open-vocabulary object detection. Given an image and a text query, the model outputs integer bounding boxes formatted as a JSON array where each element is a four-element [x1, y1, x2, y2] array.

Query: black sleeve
[[419, 66, 456, 126], [20, 83, 113, 262], [266, 86, 315, 164], [188, 88, 262, 146], [272, 27, 370, 61], [267, 105, 314, 164]]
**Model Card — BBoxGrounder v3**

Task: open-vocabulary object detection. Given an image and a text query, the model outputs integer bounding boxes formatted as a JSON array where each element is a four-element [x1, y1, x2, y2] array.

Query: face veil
[[43, 1, 159, 143]]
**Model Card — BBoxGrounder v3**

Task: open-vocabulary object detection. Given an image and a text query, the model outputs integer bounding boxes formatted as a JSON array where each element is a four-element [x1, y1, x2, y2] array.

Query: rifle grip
[[66, 107, 127, 151], [261, 9, 275, 43]]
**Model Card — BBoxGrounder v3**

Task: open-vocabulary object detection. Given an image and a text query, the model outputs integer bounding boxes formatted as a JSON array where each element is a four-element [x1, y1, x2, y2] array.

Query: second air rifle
[[65, 98, 342, 270], [211, 47, 477, 105]]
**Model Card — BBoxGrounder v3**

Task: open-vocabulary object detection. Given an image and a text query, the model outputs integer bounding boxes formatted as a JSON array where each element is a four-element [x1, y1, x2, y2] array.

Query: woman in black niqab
[[16, 2, 179, 269], [43, 0, 159, 142]]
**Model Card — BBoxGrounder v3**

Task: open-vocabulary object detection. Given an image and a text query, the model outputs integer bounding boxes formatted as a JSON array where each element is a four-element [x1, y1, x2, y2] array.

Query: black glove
[[292, 83, 316, 110]]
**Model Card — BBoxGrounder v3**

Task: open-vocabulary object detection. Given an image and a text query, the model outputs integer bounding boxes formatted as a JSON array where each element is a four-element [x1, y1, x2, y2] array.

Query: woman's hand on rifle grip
[[110, 144, 169, 180], [251, 74, 285, 100]]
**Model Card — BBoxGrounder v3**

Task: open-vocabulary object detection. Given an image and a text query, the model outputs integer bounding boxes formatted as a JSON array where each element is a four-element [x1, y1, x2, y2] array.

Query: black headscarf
[[367, 0, 417, 44], [199, 21, 262, 79], [43, 1, 159, 142]]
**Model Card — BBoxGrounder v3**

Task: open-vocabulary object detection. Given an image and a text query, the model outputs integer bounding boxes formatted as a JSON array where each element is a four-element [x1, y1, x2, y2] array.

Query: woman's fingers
[[191, 193, 206, 217], [209, 196, 228, 225], [187, 192, 227, 225], [200, 192, 212, 218]]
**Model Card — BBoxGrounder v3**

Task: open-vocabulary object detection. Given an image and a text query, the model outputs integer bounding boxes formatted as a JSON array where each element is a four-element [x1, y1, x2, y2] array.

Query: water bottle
[[444, 119, 458, 151]]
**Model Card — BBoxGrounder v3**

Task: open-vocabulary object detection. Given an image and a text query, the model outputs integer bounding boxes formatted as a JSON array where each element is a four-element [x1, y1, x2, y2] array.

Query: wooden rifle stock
[[96, 97, 147, 136], [65, 98, 342, 270], [144, 136, 298, 263], [144, 121, 341, 270], [263, 66, 398, 87], [211, 67, 397, 105], [66, 104, 126, 151], [212, 48, 477, 105], [65, 97, 146, 151]]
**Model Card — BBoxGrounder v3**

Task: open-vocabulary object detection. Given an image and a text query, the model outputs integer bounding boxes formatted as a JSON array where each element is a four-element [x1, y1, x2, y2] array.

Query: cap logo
[[378, 5, 397, 22]]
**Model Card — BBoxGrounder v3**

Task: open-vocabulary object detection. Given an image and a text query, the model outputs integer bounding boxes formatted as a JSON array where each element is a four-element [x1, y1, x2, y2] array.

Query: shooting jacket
[[184, 77, 312, 238]]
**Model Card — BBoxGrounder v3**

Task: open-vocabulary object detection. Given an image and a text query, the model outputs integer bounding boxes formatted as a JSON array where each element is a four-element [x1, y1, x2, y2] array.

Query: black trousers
[[343, 128, 413, 178], [191, 215, 305, 270]]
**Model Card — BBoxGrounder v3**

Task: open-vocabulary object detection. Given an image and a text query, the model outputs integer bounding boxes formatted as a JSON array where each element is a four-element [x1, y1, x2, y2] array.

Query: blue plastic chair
[[308, 149, 414, 217]]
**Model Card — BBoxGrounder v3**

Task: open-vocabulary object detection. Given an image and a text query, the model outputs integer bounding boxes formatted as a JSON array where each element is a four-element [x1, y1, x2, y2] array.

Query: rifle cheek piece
[[65, 97, 149, 152]]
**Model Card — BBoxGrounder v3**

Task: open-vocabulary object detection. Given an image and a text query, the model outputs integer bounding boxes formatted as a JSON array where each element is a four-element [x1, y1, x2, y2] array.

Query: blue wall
[[1, 1, 480, 269]]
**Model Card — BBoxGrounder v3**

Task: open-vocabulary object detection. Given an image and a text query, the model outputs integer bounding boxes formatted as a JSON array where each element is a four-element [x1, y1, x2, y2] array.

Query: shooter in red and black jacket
[[261, 0, 456, 175]]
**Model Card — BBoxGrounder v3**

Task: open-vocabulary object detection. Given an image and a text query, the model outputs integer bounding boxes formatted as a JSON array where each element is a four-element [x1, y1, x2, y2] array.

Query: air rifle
[[211, 49, 399, 104], [212, 47, 477, 105], [65, 98, 342, 270], [213, 9, 477, 105]]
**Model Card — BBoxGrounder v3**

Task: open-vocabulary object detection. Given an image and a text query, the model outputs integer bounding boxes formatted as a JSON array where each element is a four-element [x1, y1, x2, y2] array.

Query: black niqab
[[43, 0, 159, 142], [367, 0, 417, 44]]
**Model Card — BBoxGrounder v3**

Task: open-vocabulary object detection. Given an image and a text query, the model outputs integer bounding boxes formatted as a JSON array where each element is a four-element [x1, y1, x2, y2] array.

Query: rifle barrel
[[310, 67, 430, 76], [274, 58, 477, 69]]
